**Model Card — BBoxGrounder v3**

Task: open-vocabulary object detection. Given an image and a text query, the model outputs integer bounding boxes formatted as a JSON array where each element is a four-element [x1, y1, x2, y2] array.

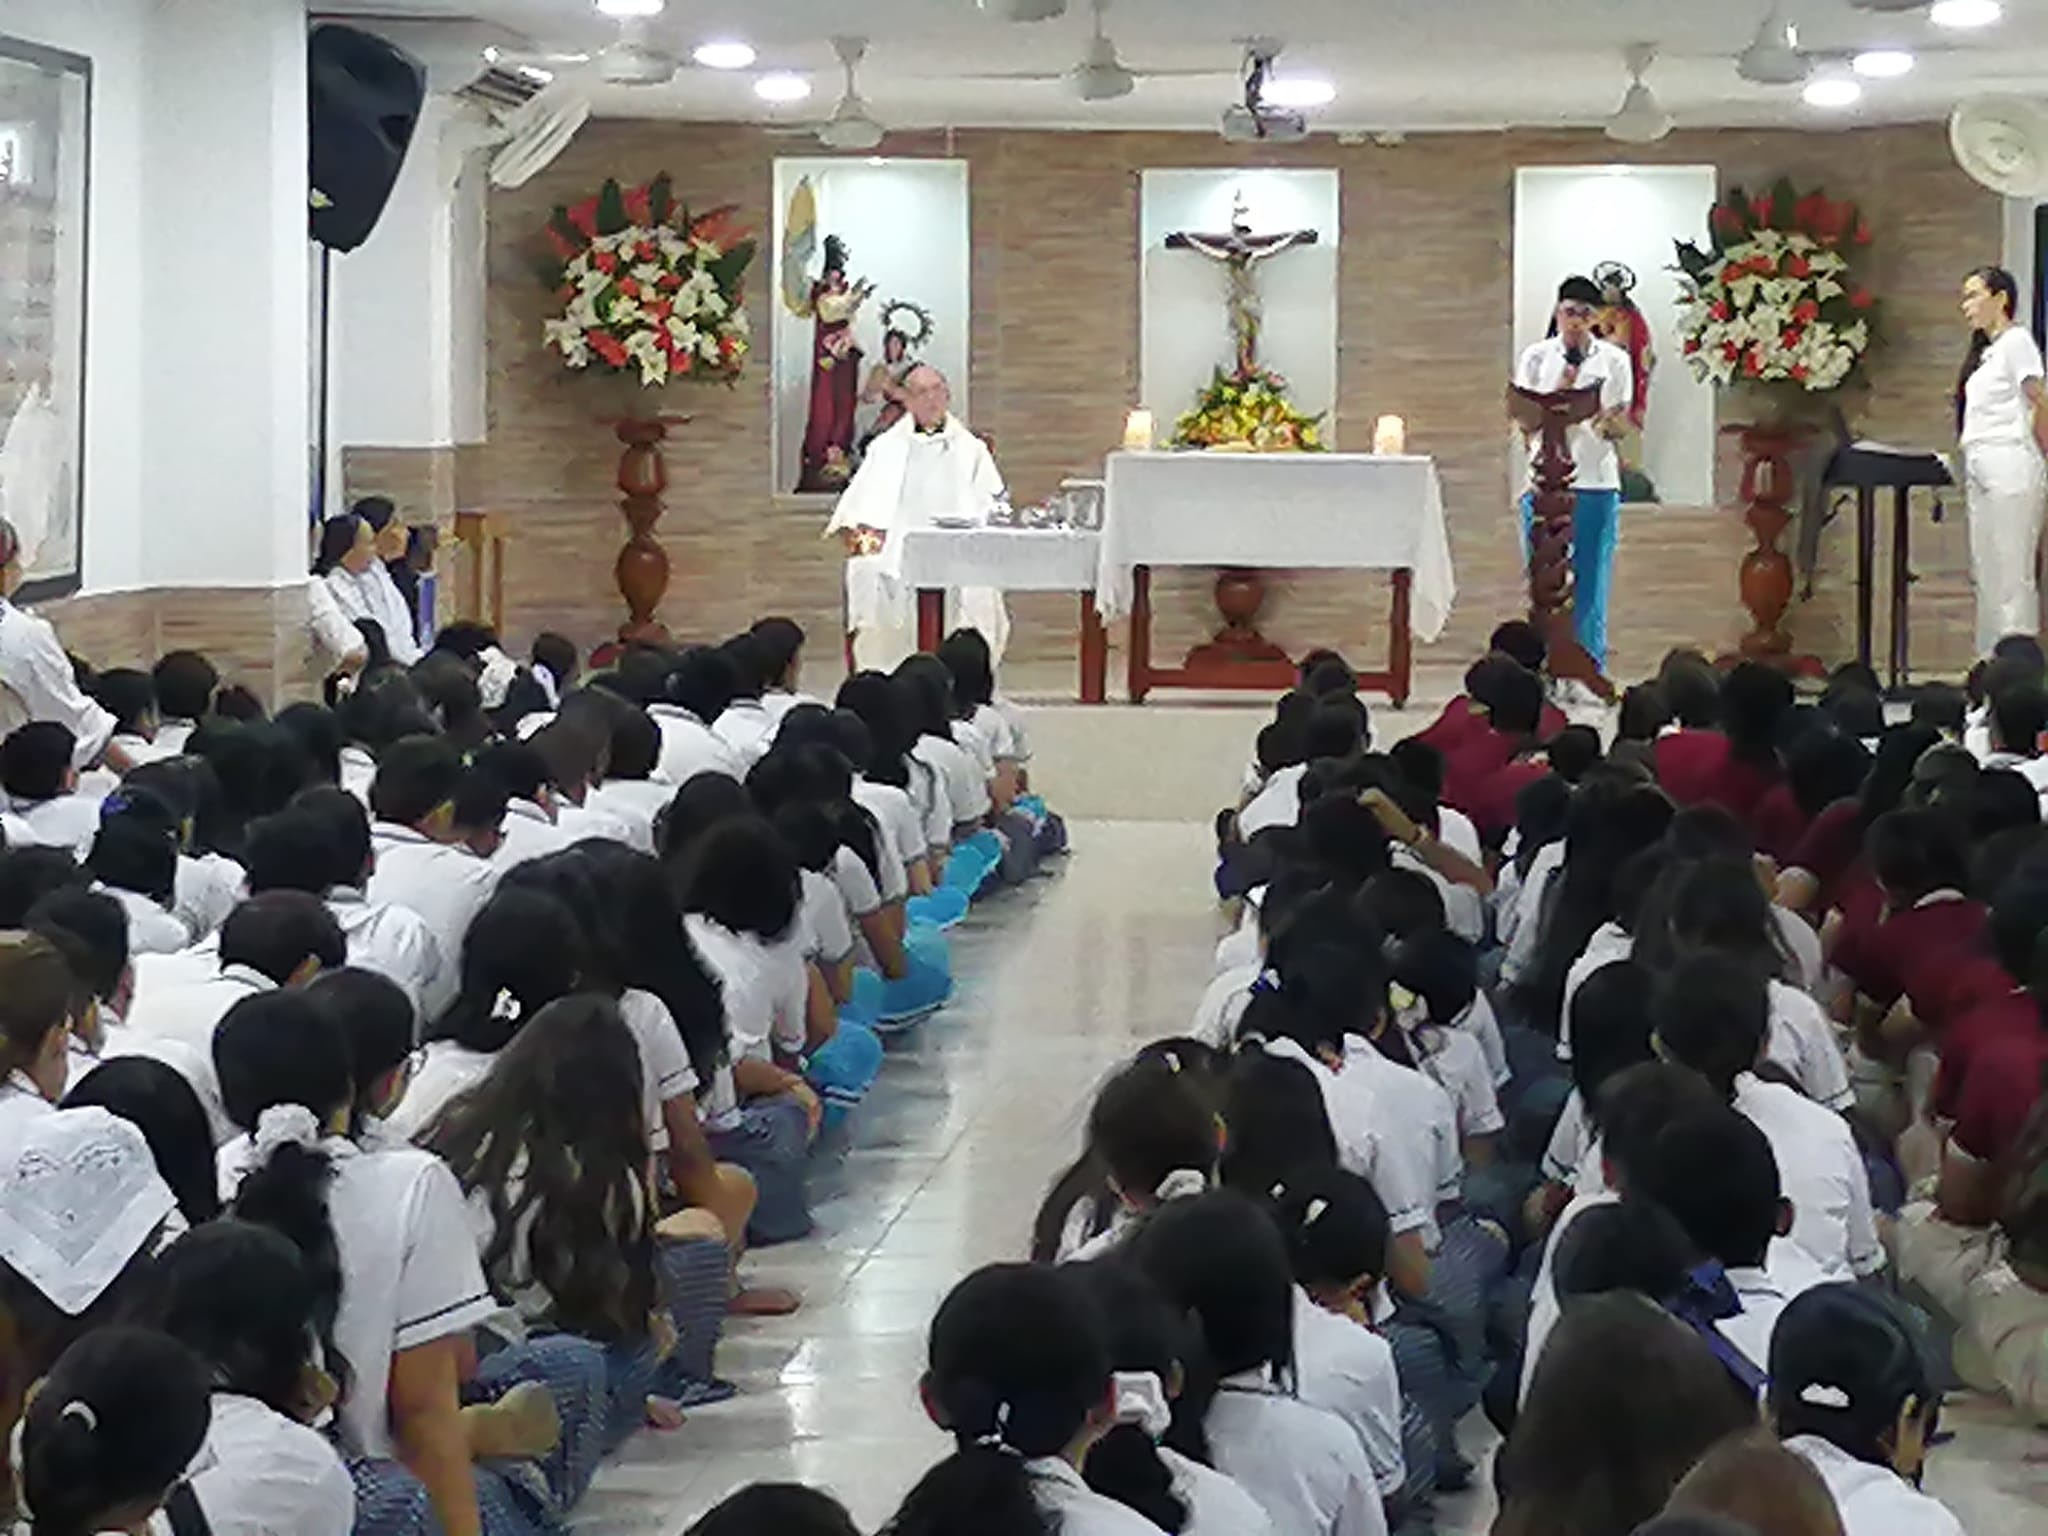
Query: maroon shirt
[[1750, 782, 1808, 865], [1952, 1025, 2048, 1165], [1442, 727, 1523, 818], [1470, 760, 1551, 847], [1934, 985, 2040, 1122], [1787, 799, 1863, 907], [1833, 895, 1989, 1010]]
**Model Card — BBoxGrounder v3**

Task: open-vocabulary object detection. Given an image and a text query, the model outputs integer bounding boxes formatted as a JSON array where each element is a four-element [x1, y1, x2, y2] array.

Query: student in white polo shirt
[[1652, 955, 1882, 1282], [364, 735, 501, 952], [1, 720, 103, 858], [710, 633, 780, 773], [581, 698, 677, 854], [1131, 1191, 1386, 1536], [215, 989, 608, 1536], [137, 1220, 357, 1536], [649, 647, 746, 786], [250, 789, 449, 1024], [0, 929, 77, 1148], [1513, 274, 1635, 673], [1771, 1284, 1968, 1536], [475, 739, 579, 872]]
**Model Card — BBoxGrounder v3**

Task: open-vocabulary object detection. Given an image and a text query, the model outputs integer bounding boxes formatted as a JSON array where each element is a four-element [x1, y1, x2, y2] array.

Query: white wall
[[1140, 169, 1340, 431], [1513, 165, 1718, 507], [0, 0, 147, 592], [771, 157, 972, 495], [4, 0, 312, 592], [2002, 194, 2039, 336]]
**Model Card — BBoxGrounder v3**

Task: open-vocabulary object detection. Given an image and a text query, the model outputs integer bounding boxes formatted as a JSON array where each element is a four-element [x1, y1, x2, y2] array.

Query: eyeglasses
[[1559, 303, 1595, 320]]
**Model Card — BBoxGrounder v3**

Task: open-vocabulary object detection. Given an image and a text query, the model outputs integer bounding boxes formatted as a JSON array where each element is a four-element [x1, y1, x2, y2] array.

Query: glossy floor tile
[[578, 817, 2047, 1536]]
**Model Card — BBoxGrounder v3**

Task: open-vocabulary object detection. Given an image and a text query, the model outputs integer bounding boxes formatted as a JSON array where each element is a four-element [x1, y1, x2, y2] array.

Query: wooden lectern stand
[[1507, 382, 1615, 702]]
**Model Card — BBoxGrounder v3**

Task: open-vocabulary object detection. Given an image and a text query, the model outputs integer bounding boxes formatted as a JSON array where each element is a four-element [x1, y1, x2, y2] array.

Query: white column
[[330, 95, 488, 468], [139, 0, 310, 588]]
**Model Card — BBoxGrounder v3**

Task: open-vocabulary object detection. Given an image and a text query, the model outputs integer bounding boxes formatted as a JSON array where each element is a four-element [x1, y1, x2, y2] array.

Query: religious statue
[[791, 236, 876, 492], [1166, 190, 1320, 381], [1592, 260, 1658, 502], [858, 299, 934, 455]]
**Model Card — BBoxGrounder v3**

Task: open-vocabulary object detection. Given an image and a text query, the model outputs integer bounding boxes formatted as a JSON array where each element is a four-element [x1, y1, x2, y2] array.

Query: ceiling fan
[[1606, 43, 1674, 143], [762, 36, 889, 152], [952, 0, 1238, 102], [978, 0, 1070, 18]]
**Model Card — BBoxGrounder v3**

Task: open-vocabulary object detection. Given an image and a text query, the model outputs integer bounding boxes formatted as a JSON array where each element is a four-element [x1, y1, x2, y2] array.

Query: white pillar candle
[[1373, 415, 1407, 455], [1123, 409, 1156, 451]]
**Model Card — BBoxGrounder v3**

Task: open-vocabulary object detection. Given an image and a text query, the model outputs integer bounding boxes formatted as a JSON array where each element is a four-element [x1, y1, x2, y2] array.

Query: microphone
[[1564, 345, 1585, 368]]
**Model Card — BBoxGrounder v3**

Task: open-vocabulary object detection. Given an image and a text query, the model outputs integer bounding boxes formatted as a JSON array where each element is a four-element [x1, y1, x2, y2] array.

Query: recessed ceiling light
[[754, 72, 813, 103], [1931, 0, 2003, 29], [1261, 76, 1337, 109], [1802, 75, 1862, 109], [596, 0, 665, 18], [693, 41, 757, 70], [1852, 49, 1914, 79], [517, 64, 554, 83], [482, 45, 501, 64]]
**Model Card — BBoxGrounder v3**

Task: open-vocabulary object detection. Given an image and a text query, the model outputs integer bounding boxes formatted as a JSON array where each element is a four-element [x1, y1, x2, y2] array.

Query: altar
[[1098, 450, 1456, 705]]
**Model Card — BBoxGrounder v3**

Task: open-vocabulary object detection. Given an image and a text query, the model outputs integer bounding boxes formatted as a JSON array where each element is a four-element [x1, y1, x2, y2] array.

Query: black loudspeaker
[[308, 23, 427, 252]]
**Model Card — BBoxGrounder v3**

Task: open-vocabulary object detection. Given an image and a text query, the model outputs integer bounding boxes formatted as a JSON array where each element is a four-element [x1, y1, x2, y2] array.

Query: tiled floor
[[579, 815, 2047, 1536]]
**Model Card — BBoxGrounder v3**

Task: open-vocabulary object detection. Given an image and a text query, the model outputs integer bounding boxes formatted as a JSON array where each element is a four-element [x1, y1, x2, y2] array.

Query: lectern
[[1507, 382, 1614, 702], [1821, 441, 1955, 690]]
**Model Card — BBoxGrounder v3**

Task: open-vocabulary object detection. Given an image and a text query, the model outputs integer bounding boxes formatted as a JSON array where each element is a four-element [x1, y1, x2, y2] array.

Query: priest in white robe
[[826, 365, 1009, 671]]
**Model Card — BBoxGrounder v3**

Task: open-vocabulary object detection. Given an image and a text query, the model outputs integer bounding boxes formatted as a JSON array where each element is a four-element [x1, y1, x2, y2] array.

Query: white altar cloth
[[1096, 451, 1456, 640], [888, 526, 1100, 593]]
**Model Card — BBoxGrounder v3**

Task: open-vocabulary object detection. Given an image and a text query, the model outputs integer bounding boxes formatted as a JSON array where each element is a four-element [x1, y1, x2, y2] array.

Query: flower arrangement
[[1673, 179, 1877, 396], [537, 174, 757, 388], [1170, 367, 1326, 452]]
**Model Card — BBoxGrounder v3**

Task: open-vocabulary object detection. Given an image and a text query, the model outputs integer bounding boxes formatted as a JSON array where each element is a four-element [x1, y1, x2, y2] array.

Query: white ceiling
[[325, 0, 2048, 133]]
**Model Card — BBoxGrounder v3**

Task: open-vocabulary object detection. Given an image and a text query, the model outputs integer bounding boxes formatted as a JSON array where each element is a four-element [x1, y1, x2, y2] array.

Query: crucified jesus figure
[[1165, 189, 1320, 377]]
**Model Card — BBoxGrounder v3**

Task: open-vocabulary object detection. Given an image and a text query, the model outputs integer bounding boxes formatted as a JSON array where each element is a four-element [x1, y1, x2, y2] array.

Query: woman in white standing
[[1958, 265, 2048, 654]]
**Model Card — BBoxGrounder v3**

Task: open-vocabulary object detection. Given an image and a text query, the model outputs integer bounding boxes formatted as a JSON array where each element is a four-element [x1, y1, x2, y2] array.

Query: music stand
[[1508, 382, 1614, 702]]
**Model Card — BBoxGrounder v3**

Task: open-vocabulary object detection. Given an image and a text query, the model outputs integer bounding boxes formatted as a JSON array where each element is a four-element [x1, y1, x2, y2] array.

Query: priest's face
[[904, 366, 950, 428]]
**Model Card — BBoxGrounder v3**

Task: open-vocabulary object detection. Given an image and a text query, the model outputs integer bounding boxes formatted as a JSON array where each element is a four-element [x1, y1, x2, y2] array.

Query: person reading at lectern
[[1956, 265, 2048, 655], [826, 365, 1010, 672], [1514, 275, 1634, 681]]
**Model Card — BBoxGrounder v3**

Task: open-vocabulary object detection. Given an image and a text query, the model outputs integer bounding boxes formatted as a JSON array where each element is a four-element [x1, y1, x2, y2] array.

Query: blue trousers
[[706, 1094, 813, 1245], [1520, 488, 1619, 667]]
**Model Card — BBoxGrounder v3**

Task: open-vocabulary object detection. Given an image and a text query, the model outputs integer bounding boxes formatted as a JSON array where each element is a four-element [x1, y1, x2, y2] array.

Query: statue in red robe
[[1593, 261, 1658, 502], [798, 236, 874, 493]]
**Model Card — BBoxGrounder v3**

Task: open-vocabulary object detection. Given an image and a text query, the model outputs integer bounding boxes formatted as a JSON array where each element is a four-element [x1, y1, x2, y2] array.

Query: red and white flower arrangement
[[537, 174, 757, 388], [1674, 180, 1878, 395]]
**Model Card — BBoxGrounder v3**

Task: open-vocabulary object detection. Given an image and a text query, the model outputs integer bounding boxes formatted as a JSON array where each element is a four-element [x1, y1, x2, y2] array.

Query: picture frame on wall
[[0, 34, 90, 603]]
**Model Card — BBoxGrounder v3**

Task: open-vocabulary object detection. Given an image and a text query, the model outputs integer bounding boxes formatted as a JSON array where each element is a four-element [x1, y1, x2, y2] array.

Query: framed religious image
[[771, 157, 969, 498], [0, 35, 88, 601]]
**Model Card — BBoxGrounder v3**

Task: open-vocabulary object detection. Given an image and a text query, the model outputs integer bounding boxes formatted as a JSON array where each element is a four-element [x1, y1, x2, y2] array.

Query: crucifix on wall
[[1164, 189, 1320, 378]]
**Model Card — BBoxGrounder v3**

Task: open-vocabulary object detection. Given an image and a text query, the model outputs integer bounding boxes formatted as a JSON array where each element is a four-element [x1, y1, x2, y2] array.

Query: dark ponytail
[[1959, 265, 2022, 434], [886, 1264, 1111, 1536], [21, 1328, 211, 1536], [214, 990, 356, 1400], [1070, 1261, 1193, 1534]]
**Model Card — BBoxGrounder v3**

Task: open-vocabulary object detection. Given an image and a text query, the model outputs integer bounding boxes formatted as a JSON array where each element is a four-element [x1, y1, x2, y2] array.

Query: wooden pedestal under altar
[[1097, 451, 1456, 705]]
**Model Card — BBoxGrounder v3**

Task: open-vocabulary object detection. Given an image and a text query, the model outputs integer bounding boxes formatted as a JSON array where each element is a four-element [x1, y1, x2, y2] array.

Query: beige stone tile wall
[[474, 121, 1998, 686], [38, 586, 322, 705]]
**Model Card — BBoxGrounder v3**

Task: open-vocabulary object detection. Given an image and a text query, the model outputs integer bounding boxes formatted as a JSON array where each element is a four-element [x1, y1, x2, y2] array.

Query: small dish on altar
[[931, 515, 980, 529]]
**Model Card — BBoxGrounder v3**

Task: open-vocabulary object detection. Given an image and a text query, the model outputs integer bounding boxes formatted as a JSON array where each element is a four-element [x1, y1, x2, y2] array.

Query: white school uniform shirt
[[1412, 1024, 1505, 1140], [648, 704, 743, 786], [1768, 980, 1854, 1110], [0, 597, 117, 767], [1437, 806, 1481, 864], [1514, 334, 1634, 492], [1191, 960, 1261, 1048], [585, 777, 675, 855], [951, 715, 998, 780], [173, 851, 245, 941], [1982, 749, 2048, 817], [1540, 1089, 1606, 1193], [155, 718, 197, 756], [1734, 1071, 1883, 1280], [103, 884, 195, 955], [914, 731, 991, 828], [711, 698, 777, 771], [839, 827, 904, 915], [109, 730, 177, 767], [491, 797, 575, 871], [684, 914, 808, 1062], [1519, 1186, 1618, 1404], [1214, 899, 1263, 976], [1159, 1447, 1277, 1536], [1391, 844, 1484, 944], [906, 755, 951, 853], [1774, 904, 1825, 995], [1293, 1289, 1406, 1498], [326, 886, 451, 1023], [1961, 324, 2048, 450], [1264, 1037, 1439, 1246], [1785, 1435, 1967, 1536], [1560, 921, 1635, 1049], [800, 869, 857, 967], [854, 776, 929, 872], [1022, 1456, 1175, 1536], [125, 961, 273, 1073], [1500, 841, 1566, 987], [367, 822, 498, 953], [4, 790, 103, 859], [1206, 1374, 1386, 1536], [162, 1393, 356, 1536], [970, 702, 1021, 761], [217, 1136, 498, 1461], [619, 988, 698, 1152], [1714, 1253, 1828, 1380], [0, 1071, 55, 1159], [1239, 763, 1307, 838], [383, 1040, 496, 1143], [1454, 990, 1510, 1089], [338, 744, 377, 806]]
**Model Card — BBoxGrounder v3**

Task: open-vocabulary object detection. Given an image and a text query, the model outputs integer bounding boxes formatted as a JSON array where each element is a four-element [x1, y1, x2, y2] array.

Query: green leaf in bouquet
[[649, 173, 675, 226], [595, 178, 630, 236]]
